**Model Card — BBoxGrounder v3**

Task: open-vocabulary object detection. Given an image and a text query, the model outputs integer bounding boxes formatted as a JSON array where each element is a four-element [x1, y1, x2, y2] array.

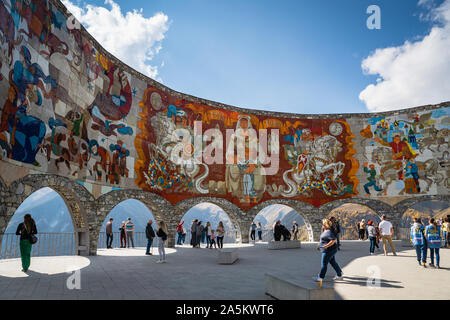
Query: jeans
[[158, 238, 166, 260], [319, 247, 342, 279], [429, 248, 440, 266], [120, 232, 126, 247], [258, 231, 262, 241], [444, 231, 448, 247], [126, 232, 135, 248], [217, 236, 224, 249], [414, 244, 427, 263], [191, 232, 197, 247], [250, 230, 256, 241], [206, 235, 211, 248], [146, 238, 153, 254], [177, 231, 183, 245], [106, 233, 113, 248], [369, 236, 376, 253]]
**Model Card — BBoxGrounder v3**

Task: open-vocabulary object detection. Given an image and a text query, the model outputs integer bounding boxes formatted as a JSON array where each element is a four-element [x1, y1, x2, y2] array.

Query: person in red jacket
[[176, 219, 184, 245]]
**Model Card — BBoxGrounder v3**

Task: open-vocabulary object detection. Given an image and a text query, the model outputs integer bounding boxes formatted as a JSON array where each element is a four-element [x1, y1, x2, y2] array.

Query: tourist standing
[[250, 221, 257, 241], [210, 230, 217, 249], [126, 218, 135, 248], [15, 214, 37, 272], [205, 222, 212, 248], [191, 219, 197, 247], [426, 218, 441, 268], [201, 221, 207, 244], [257, 222, 263, 241], [145, 220, 156, 255], [379, 215, 397, 256], [367, 220, 377, 255], [313, 219, 343, 286], [443, 217, 449, 248], [292, 221, 299, 240], [216, 221, 225, 249], [105, 218, 113, 249], [181, 225, 187, 244], [358, 219, 366, 240], [119, 221, 126, 248], [156, 221, 168, 263], [176, 220, 184, 245], [411, 217, 427, 267], [196, 221, 203, 248]]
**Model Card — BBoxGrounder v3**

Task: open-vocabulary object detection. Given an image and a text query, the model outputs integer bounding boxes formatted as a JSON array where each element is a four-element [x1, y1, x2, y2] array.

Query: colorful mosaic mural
[[0, 0, 448, 209]]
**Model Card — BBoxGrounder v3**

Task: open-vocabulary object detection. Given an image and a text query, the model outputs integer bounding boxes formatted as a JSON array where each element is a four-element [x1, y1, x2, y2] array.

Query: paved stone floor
[[0, 241, 449, 300]]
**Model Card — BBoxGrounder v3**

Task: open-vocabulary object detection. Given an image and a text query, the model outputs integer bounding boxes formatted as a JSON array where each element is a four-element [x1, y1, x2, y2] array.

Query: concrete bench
[[264, 273, 334, 300], [268, 240, 301, 250], [218, 248, 238, 264]]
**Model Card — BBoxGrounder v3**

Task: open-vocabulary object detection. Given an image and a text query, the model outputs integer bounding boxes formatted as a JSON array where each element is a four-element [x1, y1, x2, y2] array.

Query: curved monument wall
[[1, 0, 449, 216]]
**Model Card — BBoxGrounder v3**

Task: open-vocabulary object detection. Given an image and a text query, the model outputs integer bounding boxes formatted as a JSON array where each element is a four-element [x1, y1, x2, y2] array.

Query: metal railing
[[97, 232, 163, 249], [0, 233, 76, 259], [174, 230, 239, 245]]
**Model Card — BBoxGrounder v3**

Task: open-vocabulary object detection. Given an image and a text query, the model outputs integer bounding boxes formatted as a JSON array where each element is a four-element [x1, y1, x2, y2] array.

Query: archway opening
[[97, 199, 157, 252], [1, 187, 77, 259], [399, 200, 450, 239], [175, 203, 241, 247], [252, 204, 313, 242], [328, 203, 381, 240]]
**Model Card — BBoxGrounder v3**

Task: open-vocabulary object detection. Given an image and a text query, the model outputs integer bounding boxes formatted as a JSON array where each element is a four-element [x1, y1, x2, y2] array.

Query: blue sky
[[64, 0, 450, 114]]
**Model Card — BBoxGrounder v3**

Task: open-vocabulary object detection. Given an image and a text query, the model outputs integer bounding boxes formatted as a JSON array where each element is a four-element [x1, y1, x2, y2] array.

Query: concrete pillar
[[167, 225, 177, 248], [239, 219, 251, 244]]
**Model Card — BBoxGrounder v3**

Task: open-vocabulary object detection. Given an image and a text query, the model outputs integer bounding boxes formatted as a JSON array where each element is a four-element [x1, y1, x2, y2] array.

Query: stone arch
[[318, 198, 403, 239], [1, 174, 94, 255], [393, 195, 450, 217], [93, 190, 173, 252], [173, 197, 244, 243], [393, 195, 450, 239], [246, 199, 317, 241]]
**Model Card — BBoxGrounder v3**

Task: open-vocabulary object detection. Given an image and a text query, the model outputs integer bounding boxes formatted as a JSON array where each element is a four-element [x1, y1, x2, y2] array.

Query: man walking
[[378, 215, 397, 256], [106, 218, 114, 249], [126, 217, 135, 248], [145, 220, 155, 255]]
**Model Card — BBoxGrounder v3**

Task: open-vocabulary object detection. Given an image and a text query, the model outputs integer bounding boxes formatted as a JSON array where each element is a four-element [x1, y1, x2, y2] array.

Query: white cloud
[[62, 0, 169, 79], [359, 0, 450, 112]]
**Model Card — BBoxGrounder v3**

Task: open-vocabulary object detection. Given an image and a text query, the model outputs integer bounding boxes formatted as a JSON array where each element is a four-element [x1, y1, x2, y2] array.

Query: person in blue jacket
[[425, 218, 441, 269], [410, 217, 427, 267]]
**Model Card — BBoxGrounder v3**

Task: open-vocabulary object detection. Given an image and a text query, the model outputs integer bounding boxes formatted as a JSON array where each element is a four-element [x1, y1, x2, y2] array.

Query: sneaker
[[312, 276, 323, 282], [156, 260, 163, 264], [145, 253, 151, 255], [418, 261, 422, 266], [333, 275, 344, 281], [429, 263, 435, 268], [422, 261, 427, 267], [370, 252, 373, 255]]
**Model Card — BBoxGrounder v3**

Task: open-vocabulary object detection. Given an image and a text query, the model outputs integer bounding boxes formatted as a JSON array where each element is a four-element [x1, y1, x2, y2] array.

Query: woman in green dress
[[15, 214, 37, 272]]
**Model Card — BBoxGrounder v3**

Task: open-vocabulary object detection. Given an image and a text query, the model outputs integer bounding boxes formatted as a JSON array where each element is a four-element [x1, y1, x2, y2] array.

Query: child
[[209, 230, 217, 249]]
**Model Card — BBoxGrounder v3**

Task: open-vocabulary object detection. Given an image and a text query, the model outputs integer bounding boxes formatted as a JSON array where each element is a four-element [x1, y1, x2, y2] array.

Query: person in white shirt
[[378, 215, 397, 256]]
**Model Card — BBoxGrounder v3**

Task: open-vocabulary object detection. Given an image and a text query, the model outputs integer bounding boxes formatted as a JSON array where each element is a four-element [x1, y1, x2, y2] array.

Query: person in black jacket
[[15, 213, 37, 272], [281, 225, 291, 241], [145, 220, 156, 255], [274, 220, 282, 241]]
